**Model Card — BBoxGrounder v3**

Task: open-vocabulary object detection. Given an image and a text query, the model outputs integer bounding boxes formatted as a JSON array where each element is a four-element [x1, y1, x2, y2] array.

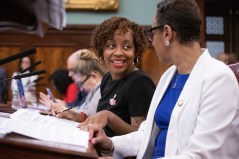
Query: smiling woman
[[79, 16, 156, 138], [65, 0, 119, 11]]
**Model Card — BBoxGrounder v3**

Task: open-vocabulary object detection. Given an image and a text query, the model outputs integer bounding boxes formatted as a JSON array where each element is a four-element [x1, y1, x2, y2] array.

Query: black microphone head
[[0, 48, 36, 65], [20, 60, 42, 73], [33, 76, 44, 83], [13, 70, 46, 79]]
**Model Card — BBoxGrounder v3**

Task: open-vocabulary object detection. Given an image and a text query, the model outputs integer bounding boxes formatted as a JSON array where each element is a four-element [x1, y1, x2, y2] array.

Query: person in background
[[11, 56, 38, 103], [0, 67, 8, 103], [228, 52, 238, 64], [79, 16, 156, 137], [39, 49, 106, 122], [49, 69, 77, 104], [216, 52, 229, 64], [66, 49, 98, 107], [84, 0, 239, 158]]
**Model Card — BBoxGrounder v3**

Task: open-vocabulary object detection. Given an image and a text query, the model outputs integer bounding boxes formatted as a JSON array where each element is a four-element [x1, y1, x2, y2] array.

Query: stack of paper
[[0, 109, 89, 148]]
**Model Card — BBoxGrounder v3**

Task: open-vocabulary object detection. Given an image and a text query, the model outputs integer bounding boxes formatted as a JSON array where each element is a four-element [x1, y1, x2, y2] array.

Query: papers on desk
[[0, 127, 11, 135], [0, 109, 89, 148], [12, 102, 50, 112], [0, 112, 11, 118]]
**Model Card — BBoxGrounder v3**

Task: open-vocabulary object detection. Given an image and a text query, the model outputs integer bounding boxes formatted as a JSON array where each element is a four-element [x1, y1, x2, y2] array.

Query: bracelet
[[80, 112, 88, 122], [100, 145, 114, 155]]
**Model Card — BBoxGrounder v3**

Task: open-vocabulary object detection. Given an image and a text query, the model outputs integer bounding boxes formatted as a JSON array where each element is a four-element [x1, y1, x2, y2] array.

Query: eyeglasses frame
[[77, 74, 91, 88], [144, 25, 165, 42]]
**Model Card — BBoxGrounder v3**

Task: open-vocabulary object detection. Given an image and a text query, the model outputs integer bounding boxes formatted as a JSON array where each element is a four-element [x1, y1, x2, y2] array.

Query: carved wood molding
[[65, 0, 119, 11]]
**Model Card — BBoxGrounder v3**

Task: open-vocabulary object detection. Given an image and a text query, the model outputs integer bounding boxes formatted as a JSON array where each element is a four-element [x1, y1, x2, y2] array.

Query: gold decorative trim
[[65, 0, 119, 11]]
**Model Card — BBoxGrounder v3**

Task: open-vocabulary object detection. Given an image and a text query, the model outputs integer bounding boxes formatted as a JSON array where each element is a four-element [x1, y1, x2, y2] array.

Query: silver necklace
[[172, 73, 182, 88]]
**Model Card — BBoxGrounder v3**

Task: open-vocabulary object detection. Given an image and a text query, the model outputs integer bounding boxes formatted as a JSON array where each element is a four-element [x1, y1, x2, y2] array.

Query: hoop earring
[[133, 58, 139, 65], [99, 57, 103, 64], [164, 40, 170, 47]]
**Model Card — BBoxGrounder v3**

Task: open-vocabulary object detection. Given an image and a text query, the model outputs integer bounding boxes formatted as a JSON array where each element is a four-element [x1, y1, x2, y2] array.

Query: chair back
[[228, 63, 239, 85]]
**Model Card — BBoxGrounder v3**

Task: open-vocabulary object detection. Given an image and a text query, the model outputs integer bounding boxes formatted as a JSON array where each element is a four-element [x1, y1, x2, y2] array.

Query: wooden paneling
[[0, 25, 169, 102], [141, 47, 170, 85], [196, 0, 206, 48], [0, 25, 95, 101]]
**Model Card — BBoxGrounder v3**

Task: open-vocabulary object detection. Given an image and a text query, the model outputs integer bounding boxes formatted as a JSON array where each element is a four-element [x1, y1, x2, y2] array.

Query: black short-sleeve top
[[97, 70, 155, 137]]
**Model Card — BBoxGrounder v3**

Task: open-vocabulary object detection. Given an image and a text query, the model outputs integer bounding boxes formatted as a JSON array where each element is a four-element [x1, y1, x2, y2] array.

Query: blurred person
[[49, 69, 77, 104], [11, 56, 38, 103], [216, 52, 229, 64], [39, 50, 106, 122], [66, 49, 98, 107], [228, 52, 238, 64]]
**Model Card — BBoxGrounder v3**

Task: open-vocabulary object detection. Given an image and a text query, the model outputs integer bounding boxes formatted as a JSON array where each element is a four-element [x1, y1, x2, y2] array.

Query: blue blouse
[[152, 72, 189, 158]]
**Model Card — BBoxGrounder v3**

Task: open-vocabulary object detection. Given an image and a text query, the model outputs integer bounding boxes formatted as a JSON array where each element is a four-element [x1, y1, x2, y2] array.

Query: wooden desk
[[0, 103, 16, 114], [0, 104, 99, 159]]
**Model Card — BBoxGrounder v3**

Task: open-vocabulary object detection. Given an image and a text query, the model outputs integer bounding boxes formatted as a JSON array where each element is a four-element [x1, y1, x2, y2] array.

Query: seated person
[[11, 56, 38, 103], [42, 17, 155, 137], [79, 16, 156, 137], [49, 69, 77, 104], [39, 50, 106, 122], [84, 1, 239, 158]]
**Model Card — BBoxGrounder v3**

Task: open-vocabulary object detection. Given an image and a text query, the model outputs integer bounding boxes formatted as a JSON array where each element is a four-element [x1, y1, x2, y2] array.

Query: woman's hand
[[79, 110, 112, 128], [39, 92, 52, 108], [81, 123, 113, 153], [39, 92, 67, 116], [56, 110, 83, 122]]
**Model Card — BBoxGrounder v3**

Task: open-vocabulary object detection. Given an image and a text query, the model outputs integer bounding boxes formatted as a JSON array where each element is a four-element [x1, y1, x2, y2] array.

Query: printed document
[[0, 109, 89, 147]]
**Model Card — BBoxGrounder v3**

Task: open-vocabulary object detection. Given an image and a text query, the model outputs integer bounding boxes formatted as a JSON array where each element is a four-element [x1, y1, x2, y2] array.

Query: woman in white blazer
[[85, 0, 239, 158]]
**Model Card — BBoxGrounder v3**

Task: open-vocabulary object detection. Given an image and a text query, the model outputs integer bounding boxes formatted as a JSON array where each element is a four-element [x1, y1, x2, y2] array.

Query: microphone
[[0, 70, 46, 104], [13, 70, 46, 79], [20, 60, 42, 73], [0, 48, 36, 65], [32, 76, 44, 83], [0, 70, 47, 83], [24, 77, 44, 87]]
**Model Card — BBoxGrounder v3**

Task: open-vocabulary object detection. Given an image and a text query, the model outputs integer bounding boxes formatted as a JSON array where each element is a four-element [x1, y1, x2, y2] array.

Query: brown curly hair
[[90, 16, 148, 64]]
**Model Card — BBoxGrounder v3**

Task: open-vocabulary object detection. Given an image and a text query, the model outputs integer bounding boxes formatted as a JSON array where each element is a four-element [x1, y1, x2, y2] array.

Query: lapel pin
[[109, 94, 117, 106]]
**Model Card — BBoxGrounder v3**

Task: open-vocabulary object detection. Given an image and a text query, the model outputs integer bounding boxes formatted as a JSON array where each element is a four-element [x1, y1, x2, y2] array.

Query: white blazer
[[112, 49, 239, 159]]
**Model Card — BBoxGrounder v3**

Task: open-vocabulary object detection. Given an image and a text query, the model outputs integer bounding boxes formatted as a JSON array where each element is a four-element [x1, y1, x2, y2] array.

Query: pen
[[46, 88, 56, 103], [55, 105, 78, 115]]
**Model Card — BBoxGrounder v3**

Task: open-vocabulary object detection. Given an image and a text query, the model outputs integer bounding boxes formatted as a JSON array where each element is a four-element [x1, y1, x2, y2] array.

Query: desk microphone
[[0, 70, 46, 83], [14, 70, 46, 79], [0, 48, 36, 65], [20, 60, 42, 74], [25, 77, 44, 87], [32, 76, 44, 83], [0, 70, 46, 104]]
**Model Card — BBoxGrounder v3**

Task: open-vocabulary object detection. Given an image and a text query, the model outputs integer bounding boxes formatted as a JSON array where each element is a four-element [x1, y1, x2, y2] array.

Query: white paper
[[0, 117, 12, 135], [0, 112, 11, 118], [0, 109, 89, 147]]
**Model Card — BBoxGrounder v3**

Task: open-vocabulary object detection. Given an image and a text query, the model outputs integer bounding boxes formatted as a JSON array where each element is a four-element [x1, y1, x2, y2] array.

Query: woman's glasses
[[144, 25, 164, 42], [77, 74, 91, 88]]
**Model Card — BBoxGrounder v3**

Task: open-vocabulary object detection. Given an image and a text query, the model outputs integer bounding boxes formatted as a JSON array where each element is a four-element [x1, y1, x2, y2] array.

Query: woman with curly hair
[[80, 16, 155, 137]]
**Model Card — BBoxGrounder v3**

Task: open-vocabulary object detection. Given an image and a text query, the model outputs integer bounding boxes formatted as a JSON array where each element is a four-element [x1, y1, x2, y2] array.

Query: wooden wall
[[0, 0, 206, 102], [0, 25, 169, 101]]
